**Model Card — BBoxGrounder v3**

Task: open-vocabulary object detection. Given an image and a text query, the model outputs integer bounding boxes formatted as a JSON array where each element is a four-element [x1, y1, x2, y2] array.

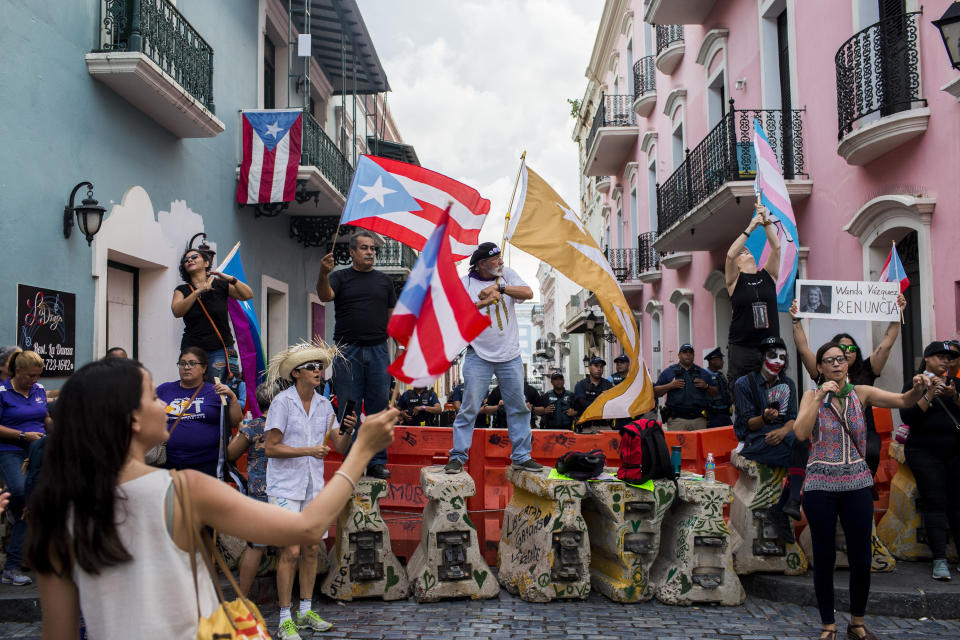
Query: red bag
[[616, 418, 675, 484]]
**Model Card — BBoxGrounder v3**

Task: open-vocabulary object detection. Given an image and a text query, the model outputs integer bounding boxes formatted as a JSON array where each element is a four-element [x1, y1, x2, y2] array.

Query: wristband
[[741, 230, 751, 237], [230, 277, 238, 285], [334, 470, 357, 492], [792, 319, 801, 325]]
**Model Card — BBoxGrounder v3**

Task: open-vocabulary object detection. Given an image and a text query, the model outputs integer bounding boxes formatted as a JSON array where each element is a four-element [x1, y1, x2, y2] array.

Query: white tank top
[[73, 470, 219, 640]]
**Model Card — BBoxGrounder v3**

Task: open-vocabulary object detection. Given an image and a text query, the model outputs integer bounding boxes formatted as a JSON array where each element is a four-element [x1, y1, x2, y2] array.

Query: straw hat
[[266, 339, 340, 388]]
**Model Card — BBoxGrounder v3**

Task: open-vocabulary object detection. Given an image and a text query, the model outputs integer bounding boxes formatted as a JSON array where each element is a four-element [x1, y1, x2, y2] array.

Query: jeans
[[449, 351, 532, 464], [0, 450, 28, 572], [802, 488, 874, 624], [333, 342, 390, 467], [905, 444, 960, 559], [205, 348, 246, 409]]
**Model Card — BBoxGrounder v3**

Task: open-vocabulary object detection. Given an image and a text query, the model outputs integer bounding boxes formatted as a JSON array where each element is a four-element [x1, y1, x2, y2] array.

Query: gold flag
[[505, 163, 654, 422]]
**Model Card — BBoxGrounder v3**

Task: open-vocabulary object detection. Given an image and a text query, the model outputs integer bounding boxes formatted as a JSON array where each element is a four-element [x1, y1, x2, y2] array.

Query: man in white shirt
[[445, 242, 545, 474]]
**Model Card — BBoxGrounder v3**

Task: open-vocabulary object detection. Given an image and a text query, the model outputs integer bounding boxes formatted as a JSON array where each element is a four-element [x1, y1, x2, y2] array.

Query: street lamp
[[64, 182, 106, 246], [933, 2, 960, 70]]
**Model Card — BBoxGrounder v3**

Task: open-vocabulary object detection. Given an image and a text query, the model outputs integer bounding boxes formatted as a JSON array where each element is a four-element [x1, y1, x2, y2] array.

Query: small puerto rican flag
[[236, 109, 302, 204], [879, 241, 910, 293]]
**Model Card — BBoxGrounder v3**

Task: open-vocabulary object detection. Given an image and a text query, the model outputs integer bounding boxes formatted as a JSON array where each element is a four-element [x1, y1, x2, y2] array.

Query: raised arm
[[761, 207, 780, 282], [790, 299, 818, 380], [315, 253, 335, 302], [856, 375, 928, 411], [866, 294, 907, 375], [725, 210, 765, 294]]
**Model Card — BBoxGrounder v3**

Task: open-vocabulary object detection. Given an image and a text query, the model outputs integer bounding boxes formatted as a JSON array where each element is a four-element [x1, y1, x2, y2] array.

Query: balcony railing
[[637, 232, 660, 272], [657, 101, 806, 233], [378, 239, 417, 270], [835, 11, 924, 140], [633, 55, 656, 100], [656, 25, 684, 56], [585, 93, 637, 155], [98, 0, 214, 112], [302, 112, 353, 196], [605, 235, 660, 283]]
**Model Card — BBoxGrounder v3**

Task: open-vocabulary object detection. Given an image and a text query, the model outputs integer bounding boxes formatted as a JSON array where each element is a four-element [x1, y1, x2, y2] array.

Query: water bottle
[[670, 445, 682, 476], [705, 453, 716, 483]]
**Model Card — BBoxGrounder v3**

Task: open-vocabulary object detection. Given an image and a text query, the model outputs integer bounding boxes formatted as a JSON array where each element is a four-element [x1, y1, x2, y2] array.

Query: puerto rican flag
[[387, 205, 490, 386], [341, 155, 490, 260], [746, 118, 799, 312], [236, 109, 302, 204], [879, 242, 910, 293]]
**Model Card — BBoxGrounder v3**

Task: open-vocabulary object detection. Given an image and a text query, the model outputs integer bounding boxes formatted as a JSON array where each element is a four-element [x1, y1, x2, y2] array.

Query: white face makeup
[[763, 348, 787, 376]]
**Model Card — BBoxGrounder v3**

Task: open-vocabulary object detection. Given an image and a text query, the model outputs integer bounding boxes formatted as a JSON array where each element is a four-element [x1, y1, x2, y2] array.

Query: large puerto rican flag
[[341, 155, 490, 260], [236, 109, 302, 205], [745, 118, 799, 312], [387, 205, 490, 385]]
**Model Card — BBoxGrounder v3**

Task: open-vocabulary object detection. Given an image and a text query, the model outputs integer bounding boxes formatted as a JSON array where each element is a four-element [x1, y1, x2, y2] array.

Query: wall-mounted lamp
[[933, 2, 960, 71], [64, 182, 106, 246], [187, 232, 212, 253], [582, 354, 591, 368]]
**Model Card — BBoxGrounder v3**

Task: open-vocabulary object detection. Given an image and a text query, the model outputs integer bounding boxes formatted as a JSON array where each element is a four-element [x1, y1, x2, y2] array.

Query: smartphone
[[338, 399, 357, 435], [766, 402, 779, 410]]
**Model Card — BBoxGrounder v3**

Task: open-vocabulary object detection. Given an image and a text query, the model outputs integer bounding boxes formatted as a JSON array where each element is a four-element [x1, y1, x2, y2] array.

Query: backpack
[[555, 449, 606, 480], [616, 418, 675, 484]]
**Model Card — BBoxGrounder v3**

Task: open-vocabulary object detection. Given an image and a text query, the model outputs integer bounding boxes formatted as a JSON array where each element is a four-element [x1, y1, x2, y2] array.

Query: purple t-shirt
[[157, 381, 223, 465], [0, 381, 48, 453]]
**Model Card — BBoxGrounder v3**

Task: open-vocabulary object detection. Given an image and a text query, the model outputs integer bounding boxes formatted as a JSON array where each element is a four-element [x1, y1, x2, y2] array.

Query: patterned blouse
[[803, 389, 874, 492]]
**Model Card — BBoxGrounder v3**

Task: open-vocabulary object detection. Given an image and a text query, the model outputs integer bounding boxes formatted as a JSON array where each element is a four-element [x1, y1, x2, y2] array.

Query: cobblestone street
[[1, 591, 957, 639]]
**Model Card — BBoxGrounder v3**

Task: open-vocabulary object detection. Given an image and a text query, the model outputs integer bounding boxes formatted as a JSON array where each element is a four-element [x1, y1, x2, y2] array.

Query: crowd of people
[[0, 213, 957, 640]]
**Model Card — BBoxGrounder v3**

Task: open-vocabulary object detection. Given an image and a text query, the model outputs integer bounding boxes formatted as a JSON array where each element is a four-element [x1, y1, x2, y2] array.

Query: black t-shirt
[[487, 384, 543, 428], [397, 389, 441, 426], [728, 269, 780, 347], [330, 268, 397, 345], [900, 377, 960, 452], [175, 279, 234, 352]]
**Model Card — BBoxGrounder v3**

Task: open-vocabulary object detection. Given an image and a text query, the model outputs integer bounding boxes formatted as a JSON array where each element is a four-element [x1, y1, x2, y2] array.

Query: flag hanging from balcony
[[505, 162, 655, 422], [339, 155, 490, 260], [215, 242, 267, 417], [387, 205, 490, 385], [236, 109, 303, 205], [746, 117, 799, 312], [879, 241, 910, 293]]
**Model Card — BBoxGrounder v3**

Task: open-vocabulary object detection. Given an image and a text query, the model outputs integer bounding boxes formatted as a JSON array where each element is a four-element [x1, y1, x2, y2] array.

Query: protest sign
[[794, 280, 900, 322]]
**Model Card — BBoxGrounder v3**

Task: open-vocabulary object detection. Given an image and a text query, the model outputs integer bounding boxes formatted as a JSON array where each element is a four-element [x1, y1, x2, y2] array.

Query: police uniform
[[655, 361, 715, 431], [572, 376, 614, 432], [540, 386, 575, 429], [397, 388, 441, 426], [704, 347, 733, 428]]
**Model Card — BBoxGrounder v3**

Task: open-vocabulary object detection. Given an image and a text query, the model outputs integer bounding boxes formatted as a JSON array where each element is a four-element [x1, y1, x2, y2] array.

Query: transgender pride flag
[[745, 118, 799, 312]]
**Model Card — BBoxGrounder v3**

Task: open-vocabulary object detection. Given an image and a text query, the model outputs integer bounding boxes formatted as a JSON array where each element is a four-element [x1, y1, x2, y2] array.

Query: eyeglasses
[[177, 361, 203, 368], [838, 344, 859, 353], [182, 254, 202, 264], [821, 356, 847, 366], [295, 362, 324, 372]]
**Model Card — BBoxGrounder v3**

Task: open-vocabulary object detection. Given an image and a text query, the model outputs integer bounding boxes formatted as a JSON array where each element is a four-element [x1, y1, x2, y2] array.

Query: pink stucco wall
[[594, 0, 960, 375]]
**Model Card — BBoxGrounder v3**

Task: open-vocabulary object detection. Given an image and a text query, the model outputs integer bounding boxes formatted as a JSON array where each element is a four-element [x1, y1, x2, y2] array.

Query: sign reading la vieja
[[794, 280, 900, 322], [17, 284, 76, 375]]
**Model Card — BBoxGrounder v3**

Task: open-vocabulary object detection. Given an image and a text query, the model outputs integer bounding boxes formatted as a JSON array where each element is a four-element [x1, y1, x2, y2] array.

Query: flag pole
[[893, 240, 904, 325], [501, 150, 527, 249]]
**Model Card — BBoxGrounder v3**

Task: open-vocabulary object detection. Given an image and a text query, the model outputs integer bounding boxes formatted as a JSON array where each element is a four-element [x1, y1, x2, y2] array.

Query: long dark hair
[[831, 332, 864, 377], [26, 358, 146, 576]]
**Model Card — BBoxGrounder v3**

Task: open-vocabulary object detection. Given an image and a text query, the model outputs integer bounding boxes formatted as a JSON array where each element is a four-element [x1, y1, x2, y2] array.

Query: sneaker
[[782, 498, 802, 521], [932, 558, 952, 581], [365, 464, 391, 480], [297, 609, 333, 632], [277, 619, 303, 640], [511, 459, 545, 472], [0, 569, 32, 586], [444, 459, 464, 474]]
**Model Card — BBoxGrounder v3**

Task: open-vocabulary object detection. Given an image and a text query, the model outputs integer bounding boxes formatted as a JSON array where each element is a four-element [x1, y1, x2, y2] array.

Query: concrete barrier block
[[877, 443, 958, 561], [320, 478, 409, 601], [798, 519, 895, 573], [583, 473, 676, 602], [498, 468, 590, 602], [728, 452, 807, 575], [406, 466, 499, 602], [650, 476, 745, 606]]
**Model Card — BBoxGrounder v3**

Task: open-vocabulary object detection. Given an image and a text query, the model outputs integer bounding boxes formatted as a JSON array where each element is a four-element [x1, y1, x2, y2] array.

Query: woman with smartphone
[[794, 342, 927, 640]]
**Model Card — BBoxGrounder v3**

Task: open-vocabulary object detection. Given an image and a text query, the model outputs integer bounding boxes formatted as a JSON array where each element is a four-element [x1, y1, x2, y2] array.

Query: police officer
[[653, 344, 718, 431], [397, 385, 442, 426], [610, 354, 630, 385], [483, 382, 543, 428], [704, 347, 733, 428], [572, 357, 614, 433], [538, 372, 576, 429]]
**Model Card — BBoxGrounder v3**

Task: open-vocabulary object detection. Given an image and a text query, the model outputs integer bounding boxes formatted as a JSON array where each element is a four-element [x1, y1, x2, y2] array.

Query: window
[[647, 154, 658, 234], [677, 302, 691, 346], [626, 40, 634, 96], [651, 311, 662, 375], [262, 276, 288, 361], [707, 69, 726, 128], [264, 36, 276, 110], [308, 293, 325, 342], [630, 185, 639, 248], [672, 119, 684, 171]]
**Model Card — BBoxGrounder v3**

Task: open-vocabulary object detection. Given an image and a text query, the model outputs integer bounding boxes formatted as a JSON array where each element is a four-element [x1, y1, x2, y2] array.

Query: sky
[[356, 0, 602, 297]]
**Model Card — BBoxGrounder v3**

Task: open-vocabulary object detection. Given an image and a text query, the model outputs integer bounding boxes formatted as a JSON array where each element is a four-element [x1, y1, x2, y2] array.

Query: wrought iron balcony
[[302, 112, 353, 197], [377, 239, 417, 271], [656, 25, 684, 56], [634, 56, 656, 100], [655, 100, 810, 252], [834, 11, 928, 165], [637, 232, 660, 273], [583, 93, 639, 176], [605, 236, 659, 284], [98, 0, 214, 112]]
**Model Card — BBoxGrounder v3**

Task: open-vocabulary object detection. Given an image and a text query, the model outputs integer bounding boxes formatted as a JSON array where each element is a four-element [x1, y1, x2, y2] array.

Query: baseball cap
[[550, 371, 564, 380], [613, 354, 630, 363], [759, 336, 787, 351], [705, 347, 723, 361], [469, 242, 501, 266], [923, 341, 958, 359], [589, 356, 606, 366], [678, 343, 694, 353]]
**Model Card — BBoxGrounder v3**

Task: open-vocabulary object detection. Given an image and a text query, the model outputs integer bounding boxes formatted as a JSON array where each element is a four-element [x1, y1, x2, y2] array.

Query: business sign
[[17, 284, 76, 375], [794, 279, 900, 322]]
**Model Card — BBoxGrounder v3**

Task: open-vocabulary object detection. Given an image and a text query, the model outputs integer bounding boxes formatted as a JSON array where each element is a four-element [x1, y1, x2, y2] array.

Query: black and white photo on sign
[[798, 284, 831, 314]]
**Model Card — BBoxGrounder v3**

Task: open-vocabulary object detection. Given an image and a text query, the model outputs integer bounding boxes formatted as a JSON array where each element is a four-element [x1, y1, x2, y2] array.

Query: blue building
[[1, 0, 415, 386]]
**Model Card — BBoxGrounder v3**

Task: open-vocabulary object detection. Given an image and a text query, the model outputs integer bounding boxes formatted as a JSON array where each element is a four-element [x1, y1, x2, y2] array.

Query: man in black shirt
[[484, 382, 544, 428], [705, 347, 733, 428], [654, 343, 718, 430], [572, 357, 614, 433], [397, 386, 442, 426], [316, 232, 397, 479], [539, 372, 576, 429]]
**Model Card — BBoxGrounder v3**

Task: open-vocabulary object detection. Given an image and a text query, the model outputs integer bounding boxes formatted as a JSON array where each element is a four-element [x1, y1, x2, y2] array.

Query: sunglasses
[[838, 344, 859, 353], [821, 356, 847, 366], [295, 362, 324, 372], [182, 254, 203, 264]]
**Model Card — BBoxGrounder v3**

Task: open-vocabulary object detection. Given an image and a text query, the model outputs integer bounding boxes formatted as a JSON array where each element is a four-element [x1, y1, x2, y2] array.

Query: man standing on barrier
[[445, 242, 544, 474], [539, 371, 577, 430], [572, 357, 613, 433], [316, 231, 396, 480], [653, 344, 718, 430], [705, 347, 734, 428]]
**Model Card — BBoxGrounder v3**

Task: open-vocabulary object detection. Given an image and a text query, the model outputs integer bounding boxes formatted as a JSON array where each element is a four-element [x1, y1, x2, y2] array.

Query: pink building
[[569, 0, 960, 391]]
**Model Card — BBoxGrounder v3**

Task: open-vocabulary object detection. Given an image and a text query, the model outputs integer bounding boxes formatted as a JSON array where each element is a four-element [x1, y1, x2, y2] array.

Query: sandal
[[847, 623, 878, 640], [818, 630, 836, 640]]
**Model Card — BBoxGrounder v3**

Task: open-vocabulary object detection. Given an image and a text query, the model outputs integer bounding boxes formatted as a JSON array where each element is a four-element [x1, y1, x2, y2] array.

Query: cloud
[[358, 0, 601, 295]]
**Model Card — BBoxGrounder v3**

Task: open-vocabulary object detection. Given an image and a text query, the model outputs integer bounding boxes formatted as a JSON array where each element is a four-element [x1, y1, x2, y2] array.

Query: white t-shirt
[[265, 385, 337, 500], [462, 266, 528, 363]]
